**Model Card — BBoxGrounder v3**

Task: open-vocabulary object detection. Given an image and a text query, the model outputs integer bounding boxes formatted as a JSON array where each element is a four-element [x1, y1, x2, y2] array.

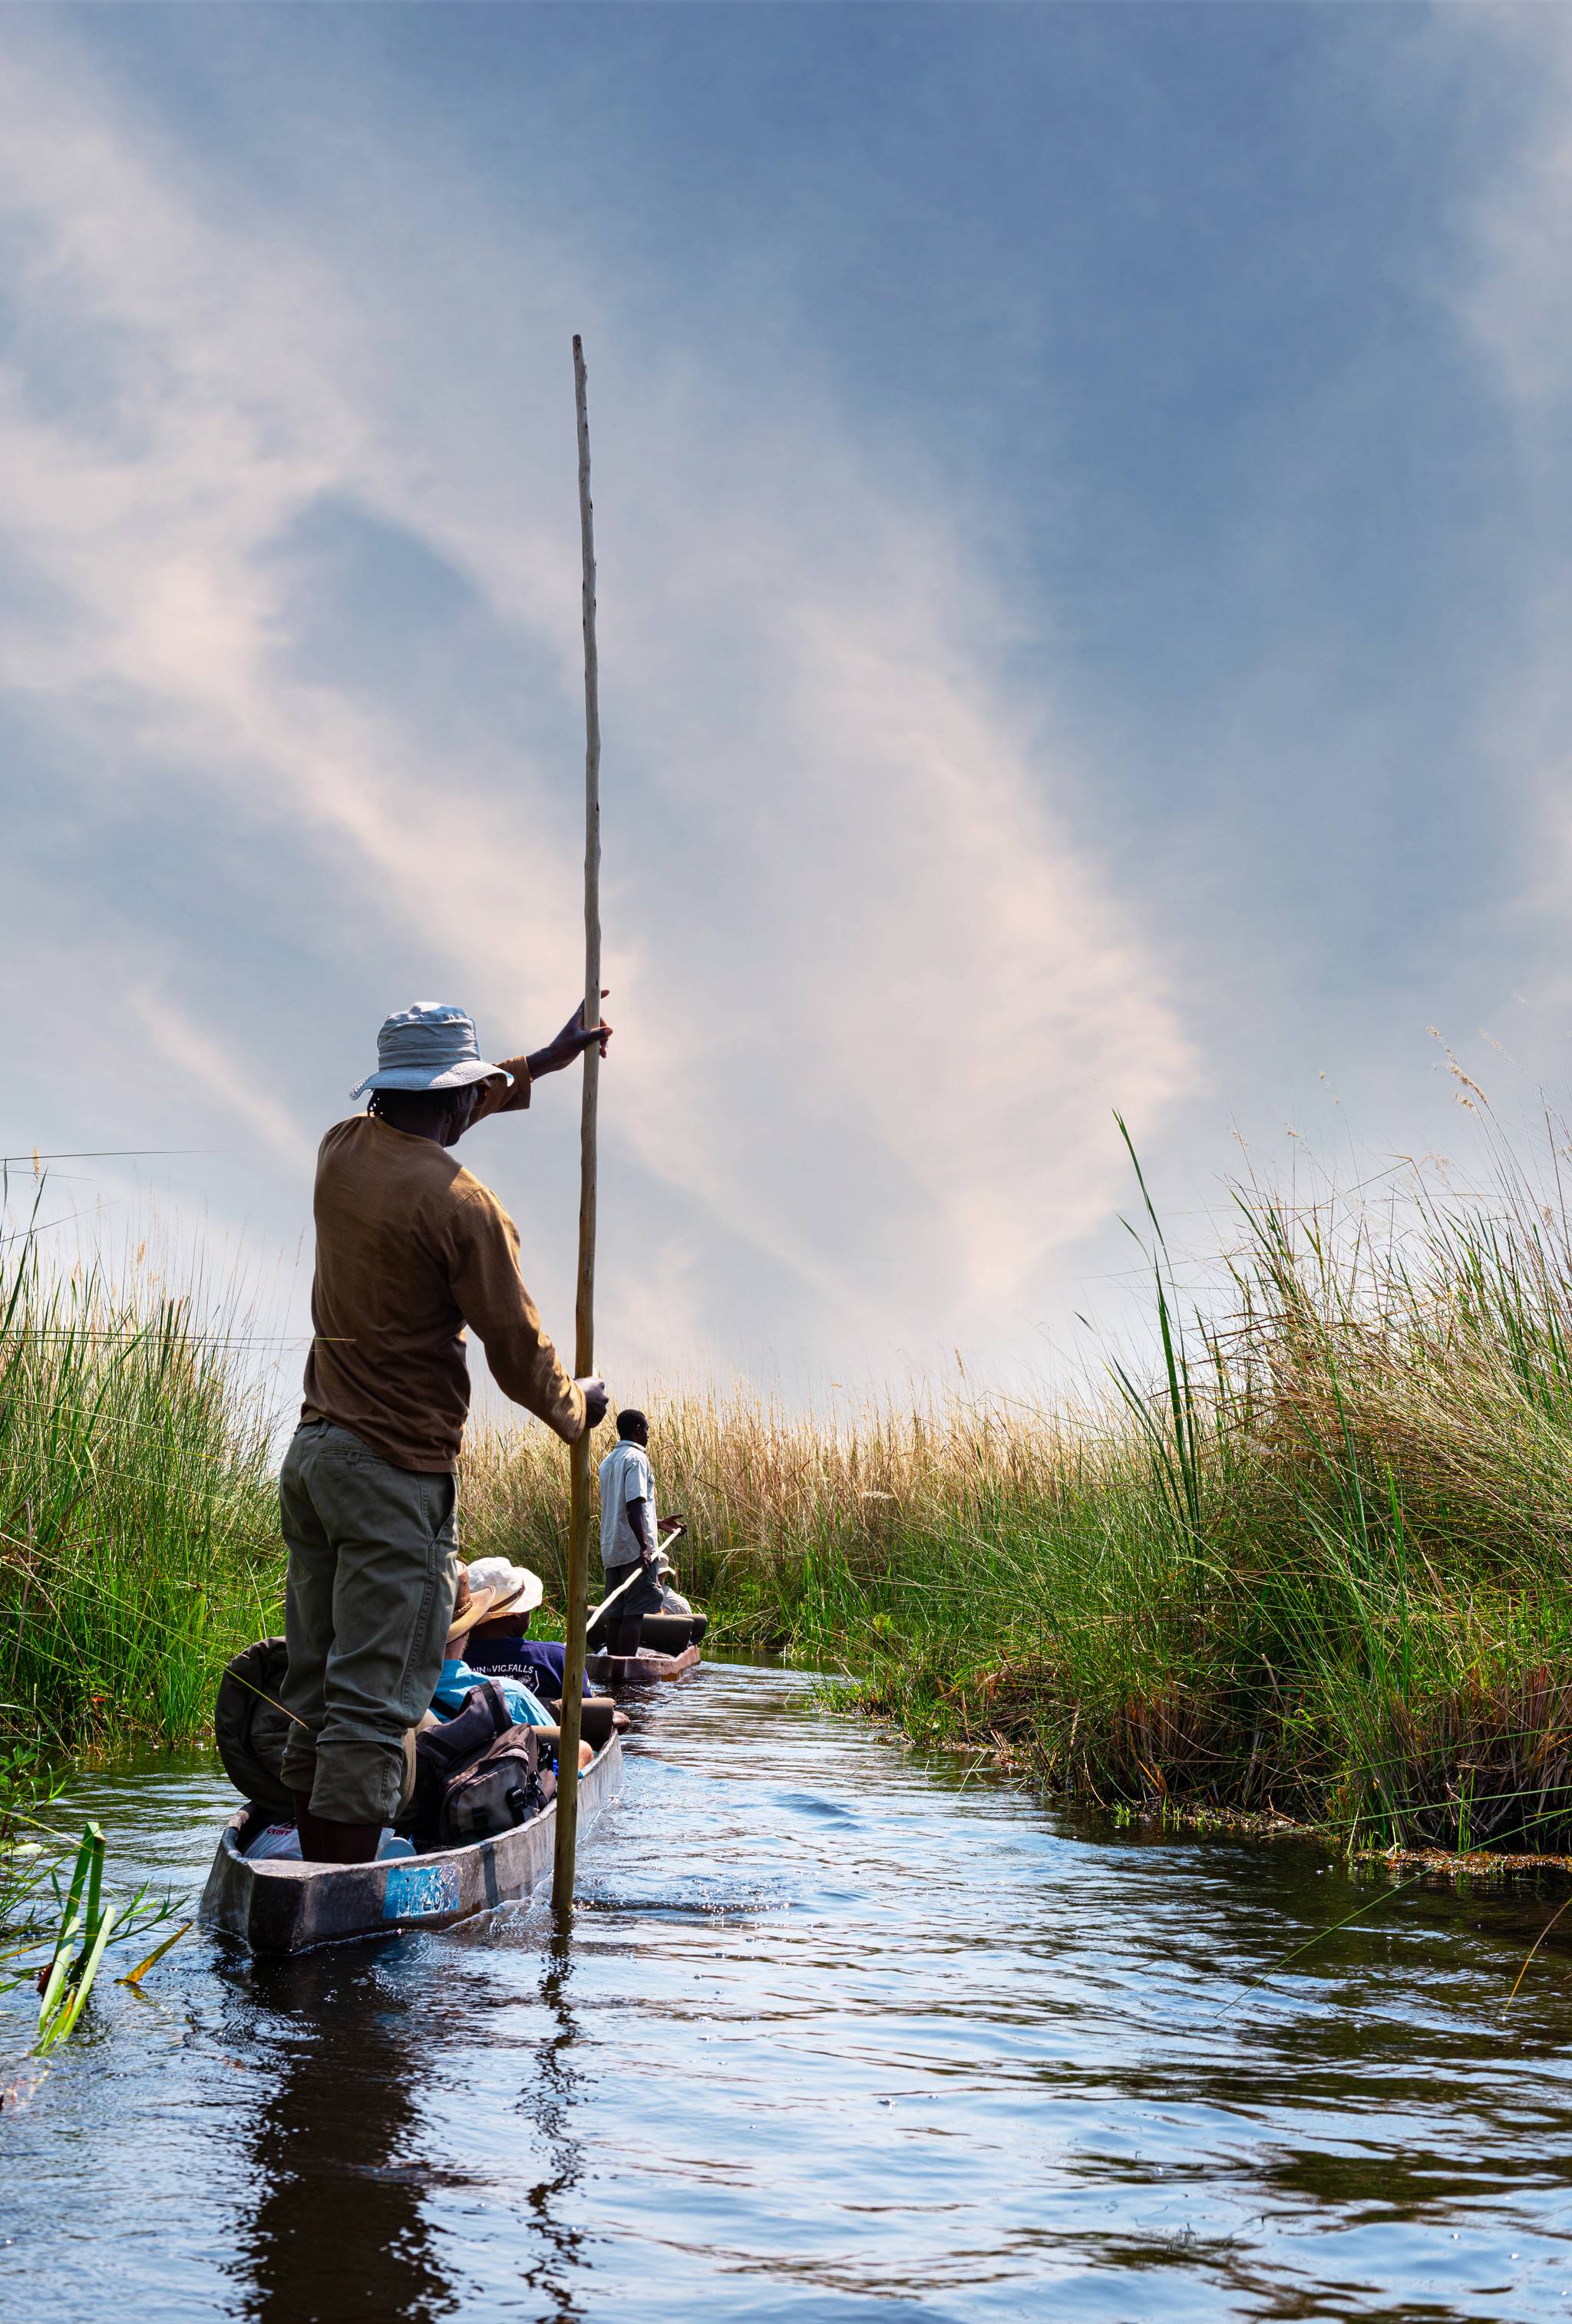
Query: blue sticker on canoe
[[383, 1860, 460, 1920]]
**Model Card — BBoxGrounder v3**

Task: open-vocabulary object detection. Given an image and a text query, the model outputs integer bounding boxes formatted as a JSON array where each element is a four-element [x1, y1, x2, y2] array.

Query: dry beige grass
[[462, 1125, 1572, 1855], [10, 1108, 1572, 1859]]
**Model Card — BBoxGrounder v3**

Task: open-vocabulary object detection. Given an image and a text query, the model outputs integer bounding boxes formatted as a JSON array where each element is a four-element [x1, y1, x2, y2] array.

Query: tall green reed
[[0, 1179, 280, 1748], [465, 1116, 1572, 1854], [9, 1108, 1572, 1859]]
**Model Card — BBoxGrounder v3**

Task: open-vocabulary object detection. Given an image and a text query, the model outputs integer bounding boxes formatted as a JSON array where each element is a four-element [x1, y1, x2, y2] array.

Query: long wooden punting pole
[[551, 332, 602, 1919]]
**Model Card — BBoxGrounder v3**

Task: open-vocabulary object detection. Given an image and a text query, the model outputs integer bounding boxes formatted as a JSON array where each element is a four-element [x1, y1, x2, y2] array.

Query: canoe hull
[[585, 1609, 708, 1656], [636, 1613, 708, 1656], [585, 1644, 702, 1688], [199, 1734, 623, 1956]]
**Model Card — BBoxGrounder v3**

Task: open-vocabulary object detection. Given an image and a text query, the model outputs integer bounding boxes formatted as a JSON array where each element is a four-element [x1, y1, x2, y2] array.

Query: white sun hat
[[464, 1557, 545, 1616], [350, 1003, 513, 1100]]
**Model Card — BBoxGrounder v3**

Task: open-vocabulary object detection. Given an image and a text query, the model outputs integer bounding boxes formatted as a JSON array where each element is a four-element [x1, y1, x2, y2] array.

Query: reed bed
[[464, 1124, 1572, 1857], [9, 1117, 1572, 1860], [0, 1187, 279, 1748]]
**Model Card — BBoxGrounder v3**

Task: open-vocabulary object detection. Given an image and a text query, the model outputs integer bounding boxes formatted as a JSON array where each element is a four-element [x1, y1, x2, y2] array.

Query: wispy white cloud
[[1456, 6, 1572, 419], [1438, 3, 1572, 1038], [0, 17, 1196, 1381], [127, 989, 316, 1177]]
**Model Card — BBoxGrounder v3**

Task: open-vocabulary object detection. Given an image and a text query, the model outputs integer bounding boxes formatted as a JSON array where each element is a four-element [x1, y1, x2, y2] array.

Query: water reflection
[[500, 1930, 590, 2324], [230, 1949, 450, 2324], [219, 1926, 601, 2324], [10, 1669, 1572, 2322]]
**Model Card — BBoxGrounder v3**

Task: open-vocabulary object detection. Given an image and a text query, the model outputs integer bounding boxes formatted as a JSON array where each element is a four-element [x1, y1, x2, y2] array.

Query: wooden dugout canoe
[[583, 1607, 708, 1658], [584, 1643, 702, 1688], [198, 1734, 623, 1956]]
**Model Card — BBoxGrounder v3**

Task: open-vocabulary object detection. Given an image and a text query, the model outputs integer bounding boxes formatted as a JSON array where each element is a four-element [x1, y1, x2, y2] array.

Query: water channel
[[4, 1657, 1572, 2320]]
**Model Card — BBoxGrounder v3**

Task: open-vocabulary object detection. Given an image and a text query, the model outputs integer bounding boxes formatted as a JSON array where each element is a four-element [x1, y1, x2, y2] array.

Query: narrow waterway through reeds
[[5, 1659, 1572, 2322]]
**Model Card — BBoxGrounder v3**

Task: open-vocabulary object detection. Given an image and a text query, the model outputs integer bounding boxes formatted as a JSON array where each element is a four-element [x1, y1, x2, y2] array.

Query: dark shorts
[[602, 1560, 665, 1618]]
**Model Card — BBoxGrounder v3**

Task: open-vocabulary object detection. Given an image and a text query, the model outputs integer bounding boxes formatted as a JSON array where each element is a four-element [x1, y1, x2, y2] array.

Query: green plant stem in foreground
[[25, 1818, 177, 2052], [2, 1771, 183, 2070]]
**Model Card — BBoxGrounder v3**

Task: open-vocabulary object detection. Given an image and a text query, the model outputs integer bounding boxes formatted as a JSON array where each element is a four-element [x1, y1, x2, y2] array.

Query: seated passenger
[[655, 1531, 692, 1616], [433, 1567, 592, 1768], [463, 1556, 590, 1703]]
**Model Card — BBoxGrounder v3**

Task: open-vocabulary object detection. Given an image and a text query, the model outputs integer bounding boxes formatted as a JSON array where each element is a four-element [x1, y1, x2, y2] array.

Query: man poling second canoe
[[277, 999, 613, 1865], [597, 1408, 679, 1656]]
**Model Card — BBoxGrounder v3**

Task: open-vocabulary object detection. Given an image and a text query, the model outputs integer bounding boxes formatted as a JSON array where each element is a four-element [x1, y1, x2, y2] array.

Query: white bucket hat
[[351, 1003, 513, 1100], [464, 1557, 545, 1617]]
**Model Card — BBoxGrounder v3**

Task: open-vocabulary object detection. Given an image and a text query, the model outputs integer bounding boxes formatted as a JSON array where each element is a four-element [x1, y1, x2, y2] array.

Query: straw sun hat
[[444, 1570, 499, 1653], [444, 1559, 544, 1655]]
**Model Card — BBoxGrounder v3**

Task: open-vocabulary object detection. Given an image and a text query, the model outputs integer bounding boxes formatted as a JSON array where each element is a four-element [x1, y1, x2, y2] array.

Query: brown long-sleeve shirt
[[299, 1057, 586, 1471]]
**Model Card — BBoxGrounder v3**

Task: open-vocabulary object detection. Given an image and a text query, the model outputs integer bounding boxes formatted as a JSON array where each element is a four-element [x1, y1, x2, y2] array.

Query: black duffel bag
[[398, 1679, 516, 1850], [214, 1637, 295, 1817], [439, 1725, 555, 1847]]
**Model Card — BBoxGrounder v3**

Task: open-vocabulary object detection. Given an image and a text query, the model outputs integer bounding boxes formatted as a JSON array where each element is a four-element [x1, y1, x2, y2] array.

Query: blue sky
[[3, 4, 1571, 1411]]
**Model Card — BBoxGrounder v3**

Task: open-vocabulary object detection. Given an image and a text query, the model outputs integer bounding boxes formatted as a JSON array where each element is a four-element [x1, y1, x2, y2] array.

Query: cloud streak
[[0, 15, 1197, 1383]]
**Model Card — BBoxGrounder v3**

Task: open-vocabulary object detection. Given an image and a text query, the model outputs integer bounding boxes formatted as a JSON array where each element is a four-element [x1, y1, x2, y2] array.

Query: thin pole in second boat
[[552, 332, 602, 1920]]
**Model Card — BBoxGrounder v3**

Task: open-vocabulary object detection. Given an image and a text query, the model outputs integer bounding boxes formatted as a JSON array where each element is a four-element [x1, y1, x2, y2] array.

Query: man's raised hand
[[528, 993, 613, 1078], [576, 1375, 610, 1430]]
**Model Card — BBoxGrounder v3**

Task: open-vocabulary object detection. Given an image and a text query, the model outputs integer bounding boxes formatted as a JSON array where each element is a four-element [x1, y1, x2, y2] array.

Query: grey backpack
[[438, 1723, 555, 1847], [400, 1679, 515, 1850]]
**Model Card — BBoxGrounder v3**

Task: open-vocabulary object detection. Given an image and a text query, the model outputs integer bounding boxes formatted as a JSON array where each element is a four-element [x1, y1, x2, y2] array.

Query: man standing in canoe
[[597, 1408, 669, 1657], [279, 1000, 612, 1863]]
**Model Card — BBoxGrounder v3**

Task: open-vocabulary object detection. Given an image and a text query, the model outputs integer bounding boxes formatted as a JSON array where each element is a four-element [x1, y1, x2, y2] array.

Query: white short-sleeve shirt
[[598, 1441, 658, 1572]]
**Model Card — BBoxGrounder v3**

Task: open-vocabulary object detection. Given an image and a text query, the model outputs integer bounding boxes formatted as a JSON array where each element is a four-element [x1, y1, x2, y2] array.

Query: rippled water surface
[[5, 1659, 1572, 2321]]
